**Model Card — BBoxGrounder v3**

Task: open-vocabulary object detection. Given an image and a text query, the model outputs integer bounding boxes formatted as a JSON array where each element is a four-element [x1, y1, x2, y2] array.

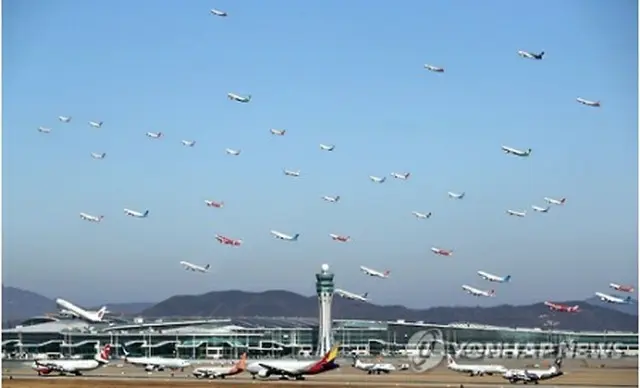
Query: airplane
[[352, 355, 396, 374], [369, 175, 386, 183], [334, 289, 369, 302], [360, 266, 390, 279], [270, 230, 300, 241], [226, 148, 241, 156], [431, 247, 453, 256], [227, 92, 251, 103], [544, 197, 566, 205], [193, 354, 247, 379], [91, 152, 106, 159], [501, 145, 532, 157], [412, 211, 432, 219], [329, 234, 350, 242], [532, 205, 550, 213], [146, 131, 163, 139], [180, 261, 210, 273], [610, 283, 635, 293], [205, 200, 224, 208], [56, 298, 108, 323], [448, 191, 465, 199], [503, 358, 563, 384], [270, 129, 286, 135], [124, 208, 149, 218], [576, 97, 601, 107], [477, 271, 511, 283], [88, 121, 103, 128], [79, 212, 104, 223], [544, 301, 580, 313], [58, 116, 72, 123], [246, 343, 340, 380], [32, 344, 111, 376], [517, 50, 545, 60], [181, 140, 196, 147], [390, 172, 410, 180], [322, 195, 340, 203], [121, 345, 191, 375], [506, 209, 526, 217], [424, 64, 445, 72], [38, 126, 52, 133], [594, 292, 634, 304], [446, 354, 506, 377], [215, 234, 242, 246], [462, 285, 495, 297], [284, 169, 300, 177], [320, 144, 335, 151], [210, 8, 227, 17]]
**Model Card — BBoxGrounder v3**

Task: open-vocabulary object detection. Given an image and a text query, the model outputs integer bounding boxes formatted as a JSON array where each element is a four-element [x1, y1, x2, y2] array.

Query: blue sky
[[3, 0, 637, 309]]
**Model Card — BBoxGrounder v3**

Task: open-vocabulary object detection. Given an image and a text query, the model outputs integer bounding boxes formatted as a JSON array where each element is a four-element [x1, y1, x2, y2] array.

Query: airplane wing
[[258, 363, 302, 377]]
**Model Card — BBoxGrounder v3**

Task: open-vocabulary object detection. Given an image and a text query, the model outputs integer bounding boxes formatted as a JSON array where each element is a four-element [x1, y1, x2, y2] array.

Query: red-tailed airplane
[[610, 283, 635, 293], [205, 200, 224, 208], [431, 247, 453, 256], [329, 234, 350, 242], [215, 234, 242, 246], [544, 301, 580, 313]]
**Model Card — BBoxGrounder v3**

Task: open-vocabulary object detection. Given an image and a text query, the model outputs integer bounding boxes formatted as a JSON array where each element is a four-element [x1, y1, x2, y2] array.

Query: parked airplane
[[215, 234, 242, 246], [391, 172, 410, 180], [193, 354, 247, 379], [88, 121, 103, 128], [226, 148, 241, 156], [503, 358, 563, 384], [424, 64, 444, 72], [181, 140, 196, 147], [532, 205, 550, 213], [121, 346, 191, 374], [329, 234, 350, 242], [124, 208, 149, 218], [246, 344, 339, 380], [369, 175, 386, 183], [146, 131, 163, 139], [227, 92, 251, 103], [431, 247, 453, 256], [320, 144, 335, 151], [412, 211, 432, 219], [322, 195, 340, 203], [544, 197, 566, 205], [91, 152, 106, 159], [462, 285, 495, 297], [270, 129, 286, 135], [205, 200, 224, 208], [517, 50, 544, 60], [270, 230, 300, 241], [506, 209, 526, 217], [352, 355, 396, 374], [32, 344, 111, 376], [360, 266, 390, 279], [610, 283, 635, 293], [595, 292, 633, 304], [38, 126, 52, 133], [576, 97, 601, 107], [544, 301, 579, 313], [477, 271, 511, 283], [284, 169, 300, 177], [56, 298, 107, 323], [79, 212, 104, 223], [180, 261, 210, 273], [335, 289, 369, 302], [448, 191, 465, 199], [210, 8, 227, 17], [446, 355, 506, 376], [502, 146, 532, 157], [58, 116, 72, 123]]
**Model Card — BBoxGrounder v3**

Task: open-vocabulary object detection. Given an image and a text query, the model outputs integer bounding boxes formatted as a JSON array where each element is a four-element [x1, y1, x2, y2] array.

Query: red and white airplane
[[329, 234, 350, 242], [391, 172, 410, 180], [215, 234, 242, 246], [431, 247, 453, 256], [544, 301, 580, 313], [33, 344, 111, 376], [360, 266, 390, 279], [205, 200, 224, 208], [576, 97, 600, 107], [146, 131, 162, 139], [462, 285, 495, 297], [270, 129, 286, 135], [610, 283, 635, 293]]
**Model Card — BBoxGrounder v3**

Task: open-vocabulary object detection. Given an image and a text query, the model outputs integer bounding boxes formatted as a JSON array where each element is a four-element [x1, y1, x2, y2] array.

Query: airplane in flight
[[532, 205, 550, 213], [181, 140, 196, 147], [360, 266, 390, 279], [424, 64, 444, 72], [462, 285, 495, 297], [146, 131, 163, 139], [91, 152, 106, 159], [205, 200, 224, 208], [576, 97, 601, 107], [38, 126, 52, 133], [320, 144, 335, 151], [369, 175, 386, 183], [284, 169, 300, 177], [226, 148, 241, 156], [271, 230, 300, 241], [446, 355, 506, 377], [477, 271, 511, 283], [352, 355, 396, 374], [58, 116, 72, 123], [88, 121, 103, 128], [544, 301, 580, 313], [501, 145, 532, 157], [32, 344, 111, 376], [506, 209, 526, 217], [594, 292, 634, 304], [124, 208, 149, 218], [227, 92, 251, 103], [180, 261, 210, 273], [121, 346, 191, 375], [329, 234, 350, 242], [335, 289, 369, 302], [431, 247, 453, 256], [391, 172, 410, 180], [56, 298, 108, 323], [517, 50, 545, 60], [448, 191, 465, 199], [79, 212, 104, 223], [210, 8, 227, 17], [322, 195, 340, 203], [544, 197, 566, 205], [503, 358, 563, 384], [215, 234, 243, 246], [412, 211, 432, 219], [193, 354, 247, 379], [610, 283, 635, 293], [246, 344, 339, 380], [270, 129, 286, 135]]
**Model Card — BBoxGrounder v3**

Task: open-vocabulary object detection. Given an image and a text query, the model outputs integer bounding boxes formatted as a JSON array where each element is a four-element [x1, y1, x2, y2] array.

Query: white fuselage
[[503, 365, 561, 382], [448, 359, 506, 376], [576, 97, 600, 107], [502, 146, 530, 156], [517, 50, 543, 60], [412, 211, 430, 219], [507, 210, 526, 217], [80, 213, 103, 222], [38, 127, 52, 133], [424, 65, 444, 72], [226, 148, 240, 155], [369, 176, 385, 183], [270, 129, 286, 135], [284, 170, 300, 177], [124, 208, 148, 218], [322, 196, 339, 202], [335, 289, 367, 302], [228, 93, 250, 102], [391, 172, 410, 180], [90, 152, 106, 159], [182, 140, 195, 146], [595, 292, 631, 304], [58, 116, 72, 122], [448, 192, 464, 199], [544, 197, 565, 205], [56, 299, 104, 323], [125, 356, 190, 370], [477, 271, 506, 282], [319, 144, 335, 151], [210, 9, 227, 16], [532, 205, 550, 212], [146, 132, 162, 138], [462, 285, 493, 297], [270, 230, 298, 241], [89, 121, 102, 128], [353, 358, 395, 373], [180, 261, 209, 273], [246, 359, 317, 377], [360, 266, 388, 278], [33, 358, 104, 374]]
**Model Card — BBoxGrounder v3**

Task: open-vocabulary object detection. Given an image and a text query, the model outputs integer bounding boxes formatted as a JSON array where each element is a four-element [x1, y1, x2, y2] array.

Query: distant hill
[[585, 296, 638, 316], [142, 290, 638, 332]]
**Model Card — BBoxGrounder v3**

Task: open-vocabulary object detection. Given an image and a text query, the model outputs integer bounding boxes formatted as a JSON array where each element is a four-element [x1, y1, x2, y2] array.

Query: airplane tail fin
[[446, 354, 456, 365], [236, 353, 247, 370], [489, 289, 495, 295], [625, 296, 633, 303], [321, 343, 340, 363], [404, 173, 411, 178], [504, 275, 511, 282], [459, 192, 465, 198], [527, 148, 532, 154], [560, 198, 566, 204], [157, 132, 163, 137], [143, 210, 149, 217], [380, 177, 386, 182], [96, 344, 112, 363], [539, 51, 545, 58], [335, 196, 340, 202], [383, 270, 391, 276], [362, 292, 369, 298], [97, 306, 108, 319], [204, 264, 210, 270], [247, 95, 252, 101], [426, 212, 432, 218], [292, 233, 300, 241], [121, 345, 130, 357]]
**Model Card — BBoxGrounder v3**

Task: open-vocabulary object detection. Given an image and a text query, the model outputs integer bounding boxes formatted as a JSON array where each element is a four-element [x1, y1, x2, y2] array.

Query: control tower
[[316, 263, 334, 356]]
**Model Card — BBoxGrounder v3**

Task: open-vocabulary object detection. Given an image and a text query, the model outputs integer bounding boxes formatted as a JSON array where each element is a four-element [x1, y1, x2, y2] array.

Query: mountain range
[[2, 286, 637, 331]]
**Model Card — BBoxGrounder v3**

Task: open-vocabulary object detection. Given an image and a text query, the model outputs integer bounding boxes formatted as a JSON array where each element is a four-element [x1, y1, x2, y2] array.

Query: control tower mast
[[316, 263, 334, 355]]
